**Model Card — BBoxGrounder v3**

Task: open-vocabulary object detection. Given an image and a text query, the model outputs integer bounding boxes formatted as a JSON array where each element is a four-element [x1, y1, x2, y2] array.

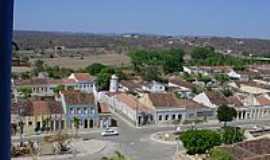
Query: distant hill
[[13, 30, 270, 57]]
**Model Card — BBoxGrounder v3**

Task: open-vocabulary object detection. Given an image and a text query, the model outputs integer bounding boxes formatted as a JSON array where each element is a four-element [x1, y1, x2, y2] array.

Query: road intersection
[[12, 116, 270, 160]]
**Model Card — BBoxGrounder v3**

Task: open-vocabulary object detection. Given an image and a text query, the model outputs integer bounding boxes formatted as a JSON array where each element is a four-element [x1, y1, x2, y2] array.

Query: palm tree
[[101, 151, 129, 160], [73, 117, 80, 138]]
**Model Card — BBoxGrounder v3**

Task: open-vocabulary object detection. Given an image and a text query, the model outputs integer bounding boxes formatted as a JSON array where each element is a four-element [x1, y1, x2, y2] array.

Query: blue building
[[60, 90, 98, 129]]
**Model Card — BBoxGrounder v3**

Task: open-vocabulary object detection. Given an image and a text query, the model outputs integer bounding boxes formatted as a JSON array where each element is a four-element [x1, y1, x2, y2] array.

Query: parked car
[[101, 128, 119, 136], [175, 126, 182, 134]]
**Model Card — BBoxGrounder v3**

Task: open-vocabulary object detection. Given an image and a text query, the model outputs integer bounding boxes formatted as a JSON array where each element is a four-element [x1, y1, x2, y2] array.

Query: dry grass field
[[12, 66, 32, 73], [31, 54, 130, 69]]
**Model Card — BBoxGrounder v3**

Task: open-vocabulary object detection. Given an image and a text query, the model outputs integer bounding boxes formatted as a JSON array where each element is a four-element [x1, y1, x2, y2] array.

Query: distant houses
[[101, 75, 216, 127], [11, 62, 270, 131], [11, 72, 114, 135], [13, 72, 96, 98]]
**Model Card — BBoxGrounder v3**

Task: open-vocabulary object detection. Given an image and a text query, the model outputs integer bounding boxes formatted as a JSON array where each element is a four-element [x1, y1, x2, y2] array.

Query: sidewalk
[[12, 139, 107, 160], [12, 128, 104, 141]]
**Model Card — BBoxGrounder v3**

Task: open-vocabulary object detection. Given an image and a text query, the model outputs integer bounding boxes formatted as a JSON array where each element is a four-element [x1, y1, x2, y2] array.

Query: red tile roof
[[256, 96, 270, 106], [15, 78, 49, 86], [32, 101, 50, 115], [148, 93, 181, 108], [206, 91, 228, 106], [98, 103, 110, 113], [116, 93, 151, 112], [120, 80, 143, 91], [61, 79, 76, 84], [12, 100, 63, 116], [183, 100, 208, 110], [62, 90, 95, 105], [15, 78, 76, 86], [147, 93, 207, 110], [72, 73, 95, 81], [227, 96, 244, 108]]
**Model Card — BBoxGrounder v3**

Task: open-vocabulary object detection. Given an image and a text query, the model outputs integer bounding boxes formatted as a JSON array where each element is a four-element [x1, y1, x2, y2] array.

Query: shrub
[[180, 129, 222, 155], [209, 147, 233, 160]]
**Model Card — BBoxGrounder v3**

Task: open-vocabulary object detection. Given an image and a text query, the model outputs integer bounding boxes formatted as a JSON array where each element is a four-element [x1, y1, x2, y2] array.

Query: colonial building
[[112, 93, 153, 126], [97, 102, 113, 128], [68, 73, 96, 93], [230, 94, 270, 121], [14, 73, 95, 98], [140, 93, 214, 125], [12, 100, 65, 135], [99, 91, 153, 126], [60, 90, 98, 129]]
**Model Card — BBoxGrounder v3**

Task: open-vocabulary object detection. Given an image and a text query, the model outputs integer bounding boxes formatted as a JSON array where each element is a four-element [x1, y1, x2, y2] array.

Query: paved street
[[79, 116, 178, 160], [12, 116, 270, 160], [71, 117, 270, 160]]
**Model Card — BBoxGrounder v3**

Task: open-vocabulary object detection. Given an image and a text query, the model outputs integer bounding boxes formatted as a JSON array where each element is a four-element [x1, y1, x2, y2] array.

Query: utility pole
[[0, 1, 14, 159]]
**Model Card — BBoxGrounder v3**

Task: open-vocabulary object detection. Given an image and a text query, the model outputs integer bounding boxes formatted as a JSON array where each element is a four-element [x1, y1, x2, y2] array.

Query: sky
[[14, 0, 270, 39]]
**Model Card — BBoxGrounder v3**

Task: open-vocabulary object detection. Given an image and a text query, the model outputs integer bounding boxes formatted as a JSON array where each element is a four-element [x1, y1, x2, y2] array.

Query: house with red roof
[[140, 93, 214, 125], [68, 73, 96, 93], [13, 72, 96, 99], [11, 99, 65, 135]]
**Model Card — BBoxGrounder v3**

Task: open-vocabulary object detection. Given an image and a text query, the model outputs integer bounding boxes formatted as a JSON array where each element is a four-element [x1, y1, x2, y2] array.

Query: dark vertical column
[[0, 0, 14, 160]]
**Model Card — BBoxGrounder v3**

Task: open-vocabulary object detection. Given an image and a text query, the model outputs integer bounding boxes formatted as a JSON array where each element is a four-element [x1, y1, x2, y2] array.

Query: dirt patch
[[31, 54, 130, 69], [12, 66, 32, 73]]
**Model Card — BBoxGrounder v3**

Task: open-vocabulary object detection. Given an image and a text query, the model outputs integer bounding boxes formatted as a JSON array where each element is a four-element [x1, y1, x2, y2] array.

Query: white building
[[109, 74, 119, 93], [227, 70, 241, 79], [142, 81, 166, 93], [14, 73, 96, 98], [68, 73, 96, 93]]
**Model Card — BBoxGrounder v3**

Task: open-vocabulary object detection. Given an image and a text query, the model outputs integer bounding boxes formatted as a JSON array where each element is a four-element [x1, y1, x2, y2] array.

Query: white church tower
[[109, 74, 119, 93]]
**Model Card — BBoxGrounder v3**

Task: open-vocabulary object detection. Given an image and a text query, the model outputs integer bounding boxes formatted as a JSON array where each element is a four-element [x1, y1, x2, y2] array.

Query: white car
[[101, 128, 119, 136], [176, 127, 181, 132]]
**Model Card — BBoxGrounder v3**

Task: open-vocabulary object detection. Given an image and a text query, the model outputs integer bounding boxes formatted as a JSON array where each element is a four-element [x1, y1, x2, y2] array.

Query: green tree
[[86, 63, 107, 76], [128, 48, 184, 74], [215, 74, 230, 84], [222, 126, 245, 144], [162, 48, 184, 73], [222, 88, 233, 97], [191, 47, 215, 60], [101, 151, 129, 160], [73, 117, 80, 138], [180, 129, 222, 155], [18, 87, 32, 98], [143, 65, 162, 81], [21, 71, 31, 80], [209, 148, 233, 160], [217, 105, 237, 127], [53, 85, 65, 94], [233, 64, 246, 71], [197, 74, 212, 84], [33, 59, 45, 75], [96, 71, 112, 91]]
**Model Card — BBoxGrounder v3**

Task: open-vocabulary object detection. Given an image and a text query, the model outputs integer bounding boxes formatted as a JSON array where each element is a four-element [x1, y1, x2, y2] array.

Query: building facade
[[60, 90, 99, 129]]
